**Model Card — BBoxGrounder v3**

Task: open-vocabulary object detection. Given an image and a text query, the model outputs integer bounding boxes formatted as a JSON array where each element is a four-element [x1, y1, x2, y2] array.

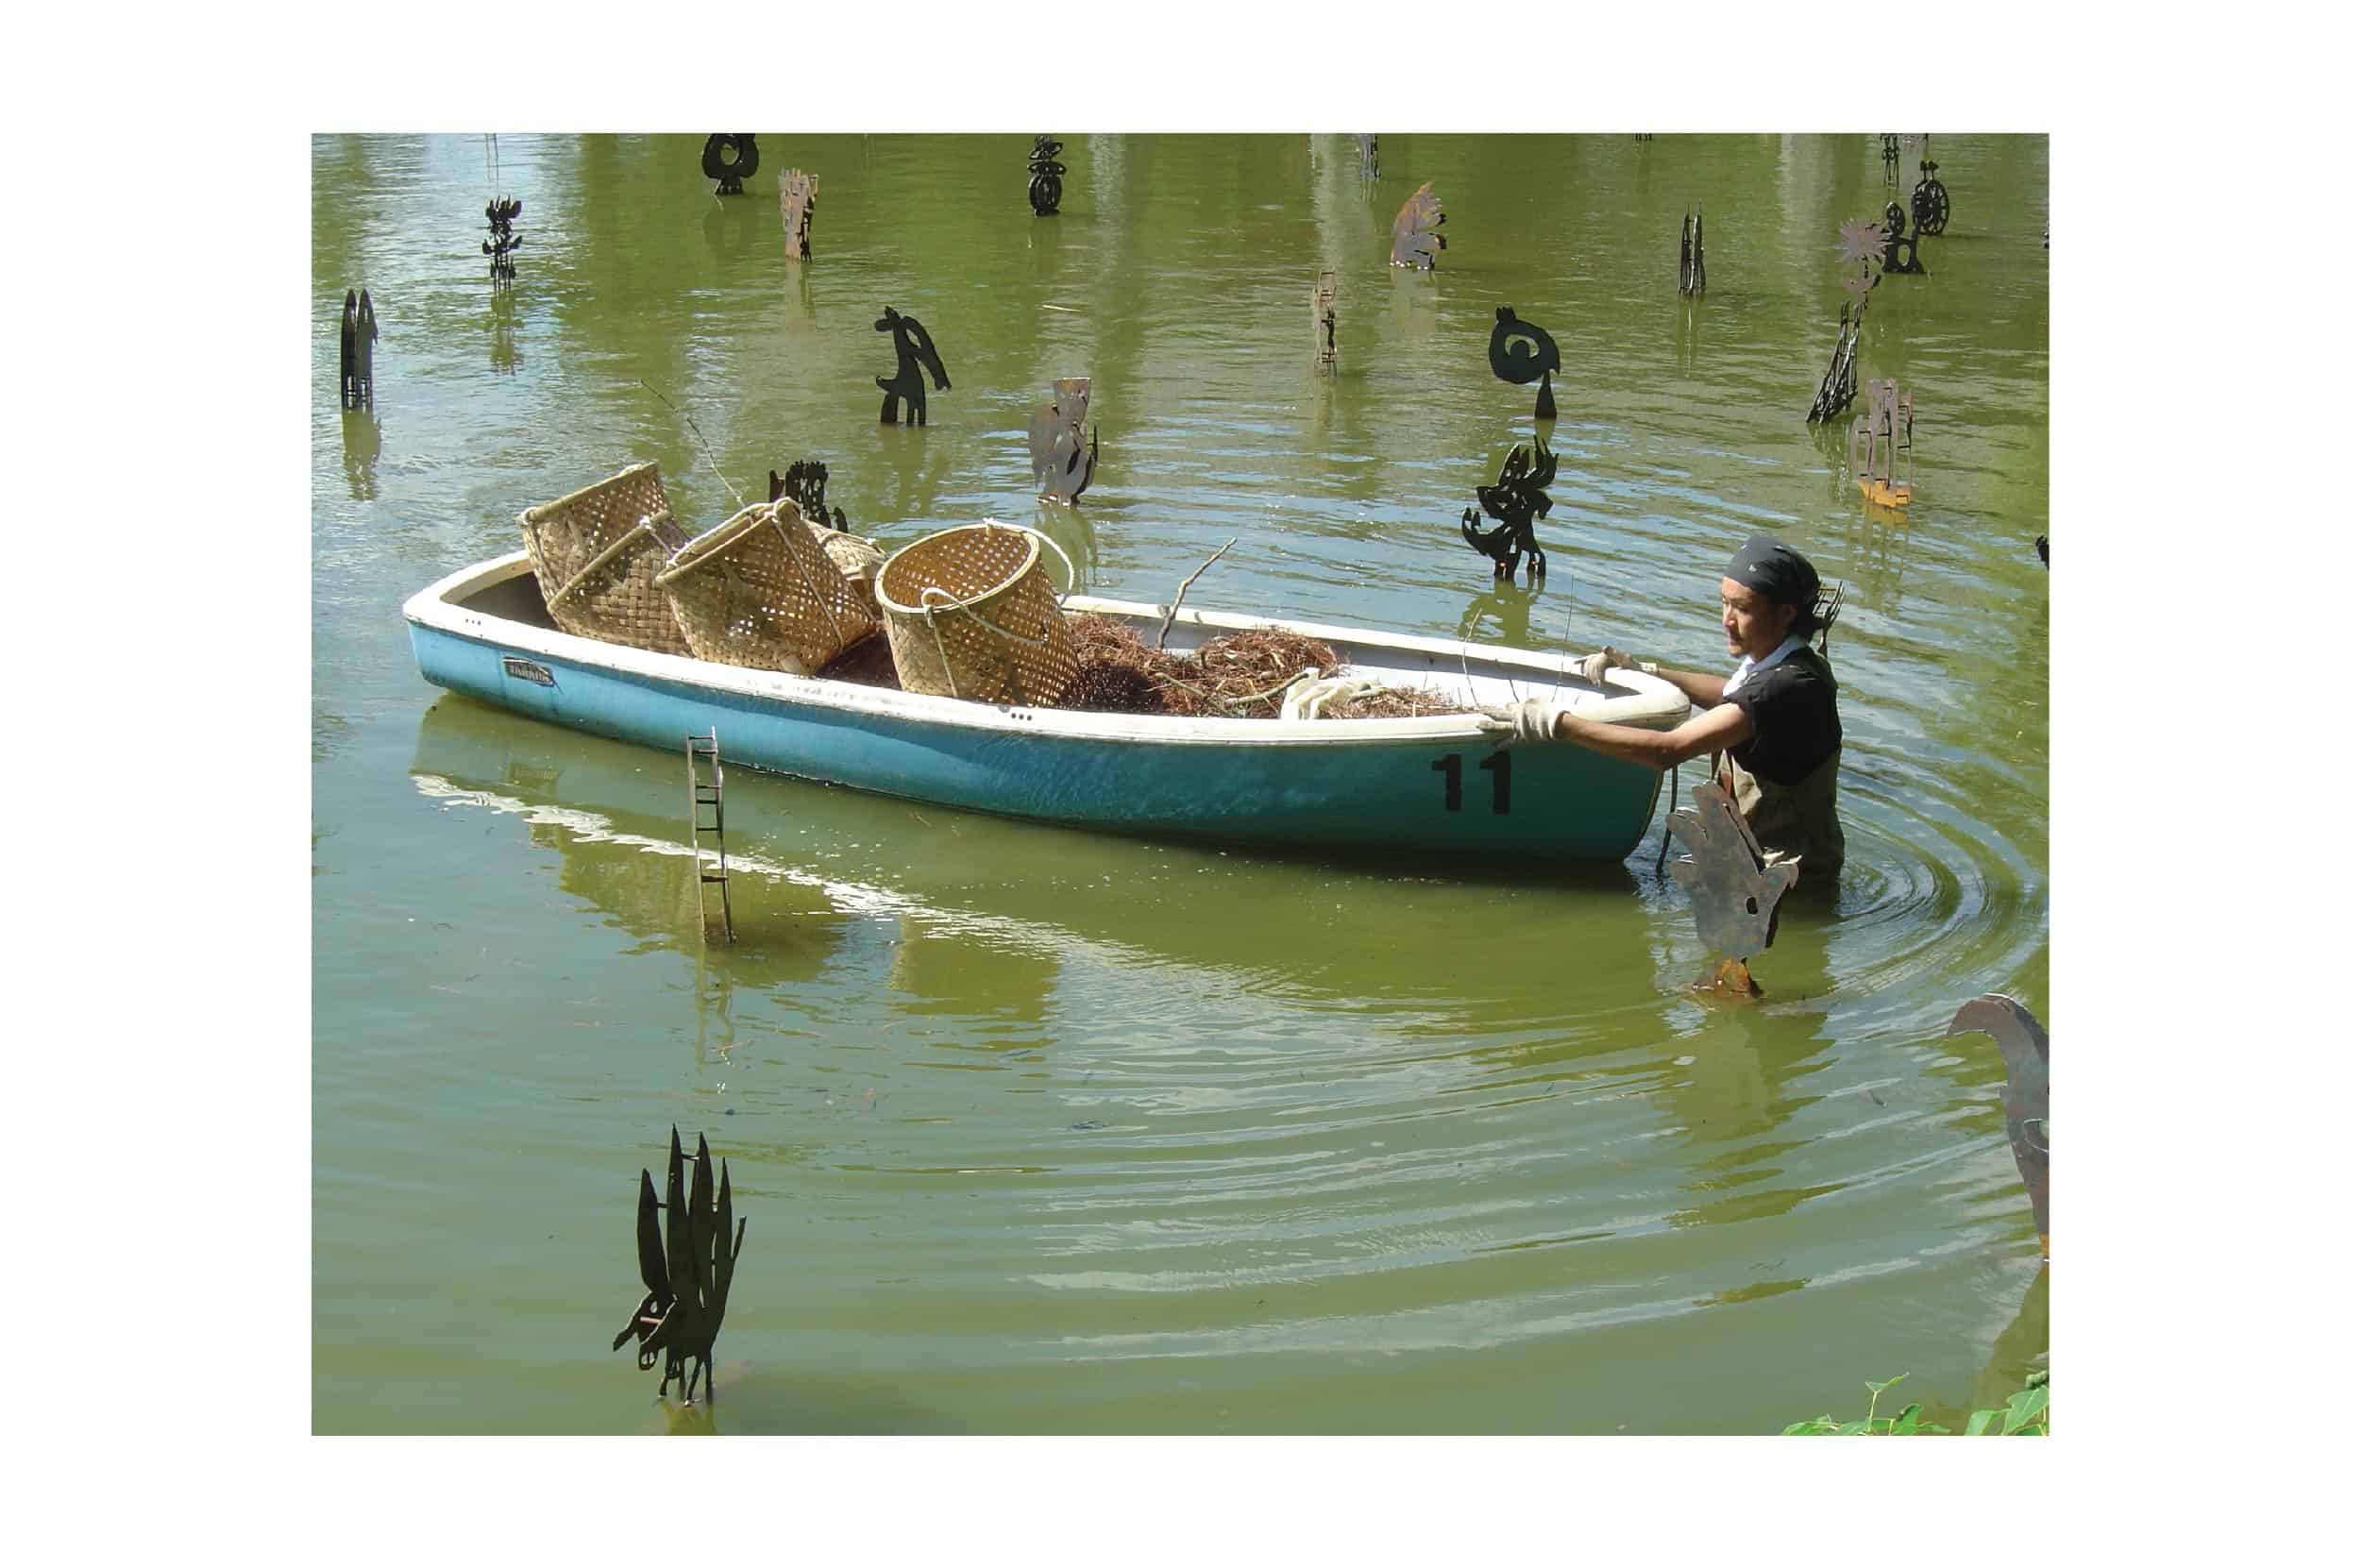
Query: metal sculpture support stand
[[1311, 271, 1338, 373], [1488, 306, 1560, 420], [768, 460, 848, 531], [611, 1127, 747, 1405], [1947, 996, 2049, 1258], [338, 289, 379, 410], [703, 134, 759, 195], [483, 197, 522, 287], [1026, 378, 1098, 504], [1459, 441, 1556, 582], [1390, 182, 1446, 269], [779, 168, 818, 261], [1667, 779, 1799, 998], [1850, 379, 1914, 509], [1678, 211, 1707, 297], [1027, 137, 1066, 215], [873, 307, 950, 426]]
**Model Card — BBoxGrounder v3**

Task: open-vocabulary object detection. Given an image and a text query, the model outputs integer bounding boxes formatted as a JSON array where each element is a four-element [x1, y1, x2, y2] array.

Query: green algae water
[[312, 133, 2048, 1434]]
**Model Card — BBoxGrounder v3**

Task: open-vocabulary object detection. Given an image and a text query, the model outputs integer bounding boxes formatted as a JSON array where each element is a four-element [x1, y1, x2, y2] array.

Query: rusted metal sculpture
[[778, 168, 818, 261], [1678, 211, 1707, 297], [1311, 271, 1338, 373], [1667, 778, 1800, 997], [1880, 200, 1926, 275], [1881, 133, 1901, 185], [1911, 140, 1950, 235], [873, 307, 950, 427], [1808, 307, 1862, 425], [612, 1126, 747, 1405], [1390, 182, 1446, 270], [1459, 441, 1556, 582], [768, 460, 848, 531], [1809, 218, 1885, 424], [1488, 306, 1560, 421], [1027, 137, 1066, 215], [337, 289, 379, 410], [1850, 379, 1914, 508], [703, 134, 759, 195], [1946, 995, 2049, 1259], [483, 197, 522, 287], [1026, 378, 1098, 504]]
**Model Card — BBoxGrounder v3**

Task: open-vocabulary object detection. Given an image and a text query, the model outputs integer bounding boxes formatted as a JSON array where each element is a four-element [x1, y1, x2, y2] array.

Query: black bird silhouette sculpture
[[1459, 441, 1558, 582], [874, 307, 951, 426], [1487, 306, 1560, 420], [611, 1127, 746, 1405]]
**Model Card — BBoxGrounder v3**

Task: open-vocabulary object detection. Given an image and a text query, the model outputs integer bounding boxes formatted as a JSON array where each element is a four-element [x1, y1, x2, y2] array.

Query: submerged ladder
[[686, 728, 734, 943]]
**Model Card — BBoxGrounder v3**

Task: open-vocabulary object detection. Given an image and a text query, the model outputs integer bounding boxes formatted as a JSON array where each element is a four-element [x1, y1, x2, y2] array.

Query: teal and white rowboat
[[402, 550, 1687, 862]]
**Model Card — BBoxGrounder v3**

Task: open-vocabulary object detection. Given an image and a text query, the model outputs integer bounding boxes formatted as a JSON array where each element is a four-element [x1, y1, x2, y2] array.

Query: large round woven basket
[[519, 462, 695, 656], [655, 500, 881, 673], [876, 522, 1078, 705]]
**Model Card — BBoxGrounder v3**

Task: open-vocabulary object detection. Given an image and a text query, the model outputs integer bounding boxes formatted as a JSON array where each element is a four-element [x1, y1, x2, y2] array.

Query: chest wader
[[1717, 747, 1845, 885]]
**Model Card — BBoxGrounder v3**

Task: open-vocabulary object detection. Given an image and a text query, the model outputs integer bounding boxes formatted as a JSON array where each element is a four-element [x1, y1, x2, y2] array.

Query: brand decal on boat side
[[501, 656, 556, 687]]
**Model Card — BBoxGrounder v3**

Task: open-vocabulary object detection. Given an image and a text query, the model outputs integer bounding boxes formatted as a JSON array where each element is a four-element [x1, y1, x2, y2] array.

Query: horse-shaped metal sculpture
[[874, 307, 951, 426], [612, 1126, 747, 1405]]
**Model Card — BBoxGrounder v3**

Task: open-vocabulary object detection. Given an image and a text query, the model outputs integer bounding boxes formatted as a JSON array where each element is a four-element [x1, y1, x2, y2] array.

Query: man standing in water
[[1490, 535, 1846, 884]]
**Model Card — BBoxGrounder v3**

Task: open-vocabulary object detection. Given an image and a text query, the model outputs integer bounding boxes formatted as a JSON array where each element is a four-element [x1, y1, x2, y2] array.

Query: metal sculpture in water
[[1850, 379, 1914, 509], [703, 134, 759, 195], [1389, 182, 1446, 269], [1946, 995, 2049, 1258], [1026, 378, 1098, 504], [872, 307, 951, 427], [1353, 133, 1379, 180], [1880, 199, 1926, 276], [611, 1126, 747, 1405], [1487, 306, 1560, 420], [778, 168, 818, 261], [1678, 211, 1707, 297], [1026, 137, 1066, 215], [1911, 140, 1950, 235], [1459, 441, 1557, 582], [768, 460, 848, 531], [483, 197, 522, 287], [338, 289, 379, 410], [1881, 133, 1901, 185], [1667, 778, 1800, 998], [1809, 218, 1885, 424], [1311, 272, 1339, 374]]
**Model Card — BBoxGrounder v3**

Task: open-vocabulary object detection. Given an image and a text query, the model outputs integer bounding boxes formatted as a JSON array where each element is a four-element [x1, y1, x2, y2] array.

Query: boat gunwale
[[403, 550, 1692, 745]]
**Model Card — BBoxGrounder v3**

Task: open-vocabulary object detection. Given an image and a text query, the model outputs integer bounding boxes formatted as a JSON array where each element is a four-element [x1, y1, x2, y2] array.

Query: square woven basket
[[656, 500, 881, 673], [519, 462, 695, 657]]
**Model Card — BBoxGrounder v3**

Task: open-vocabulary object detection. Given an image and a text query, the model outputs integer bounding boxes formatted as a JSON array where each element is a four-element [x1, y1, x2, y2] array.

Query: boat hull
[[404, 553, 1678, 862]]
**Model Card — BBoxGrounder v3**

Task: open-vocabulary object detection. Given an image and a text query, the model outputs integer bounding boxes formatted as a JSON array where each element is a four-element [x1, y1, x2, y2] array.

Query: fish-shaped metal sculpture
[[611, 1126, 747, 1404], [1025, 378, 1097, 504], [1389, 181, 1446, 269], [1946, 995, 2049, 1258], [1667, 779, 1800, 996]]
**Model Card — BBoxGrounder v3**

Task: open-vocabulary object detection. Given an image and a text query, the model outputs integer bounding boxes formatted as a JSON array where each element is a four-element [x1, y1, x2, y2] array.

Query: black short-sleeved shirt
[[1721, 647, 1842, 785]]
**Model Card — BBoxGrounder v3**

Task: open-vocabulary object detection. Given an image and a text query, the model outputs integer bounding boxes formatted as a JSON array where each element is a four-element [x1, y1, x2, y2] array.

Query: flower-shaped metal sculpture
[[611, 1126, 747, 1405], [1026, 378, 1098, 504], [1667, 778, 1800, 996], [1946, 995, 2049, 1258], [1390, 181, 1447, 269], [1837, 217, 1887, 274]]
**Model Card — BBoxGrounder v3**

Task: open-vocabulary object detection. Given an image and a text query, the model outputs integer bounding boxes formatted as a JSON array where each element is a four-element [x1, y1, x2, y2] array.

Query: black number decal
[[1479, 750, 1511, 814], [1431, 752, 1462, 810]]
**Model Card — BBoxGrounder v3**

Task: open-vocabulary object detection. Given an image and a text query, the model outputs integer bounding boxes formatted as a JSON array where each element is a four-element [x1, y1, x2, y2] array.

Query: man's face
[[1720, 577, 1798, 661]]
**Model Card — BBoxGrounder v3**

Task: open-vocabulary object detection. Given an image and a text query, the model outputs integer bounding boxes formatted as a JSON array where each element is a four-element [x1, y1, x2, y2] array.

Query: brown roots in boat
[[818, 615, 1470, 720]]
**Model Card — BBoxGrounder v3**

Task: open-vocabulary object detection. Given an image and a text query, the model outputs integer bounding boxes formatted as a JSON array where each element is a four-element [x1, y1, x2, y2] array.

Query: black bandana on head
[[1725, 535, 1820, 609]]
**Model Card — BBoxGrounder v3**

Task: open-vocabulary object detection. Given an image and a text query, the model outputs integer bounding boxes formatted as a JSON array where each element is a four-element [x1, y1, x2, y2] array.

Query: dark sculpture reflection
[[1455, 578, 1542, 645], [341, 408, 381, 502]]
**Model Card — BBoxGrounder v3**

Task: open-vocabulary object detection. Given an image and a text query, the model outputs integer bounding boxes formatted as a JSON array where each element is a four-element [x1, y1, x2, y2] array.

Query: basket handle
[[987, 521, 1078, 601]]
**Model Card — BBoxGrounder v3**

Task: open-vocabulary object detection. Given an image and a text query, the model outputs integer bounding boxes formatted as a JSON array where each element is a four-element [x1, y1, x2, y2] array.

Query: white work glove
[[1479, 697, 1567, 744], [1577, 647, 1656, 686]]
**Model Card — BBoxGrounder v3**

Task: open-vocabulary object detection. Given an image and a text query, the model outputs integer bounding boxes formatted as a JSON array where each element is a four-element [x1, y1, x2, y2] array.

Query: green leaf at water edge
[[1834, 1419, 1871, 1435], [2004, 1385, 2050, 1433], [1865, 1374, 1909, 1396], [1782, 1418, 1836, 1435], [1965, 1409, 2001, 1435], [1892, 1403, 1921, 1434]]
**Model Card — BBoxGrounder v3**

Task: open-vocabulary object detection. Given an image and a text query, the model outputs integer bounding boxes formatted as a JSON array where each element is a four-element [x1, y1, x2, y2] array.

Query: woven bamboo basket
[[655, 501, 880, 673], [876, 522, 1078, 704], [519, 462, 695, 656]]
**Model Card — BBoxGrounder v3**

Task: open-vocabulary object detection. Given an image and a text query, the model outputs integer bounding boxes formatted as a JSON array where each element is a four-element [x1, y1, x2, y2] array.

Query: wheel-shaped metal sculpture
[[1912, 177, 1949, 236], [702, 134, 759, 195]]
